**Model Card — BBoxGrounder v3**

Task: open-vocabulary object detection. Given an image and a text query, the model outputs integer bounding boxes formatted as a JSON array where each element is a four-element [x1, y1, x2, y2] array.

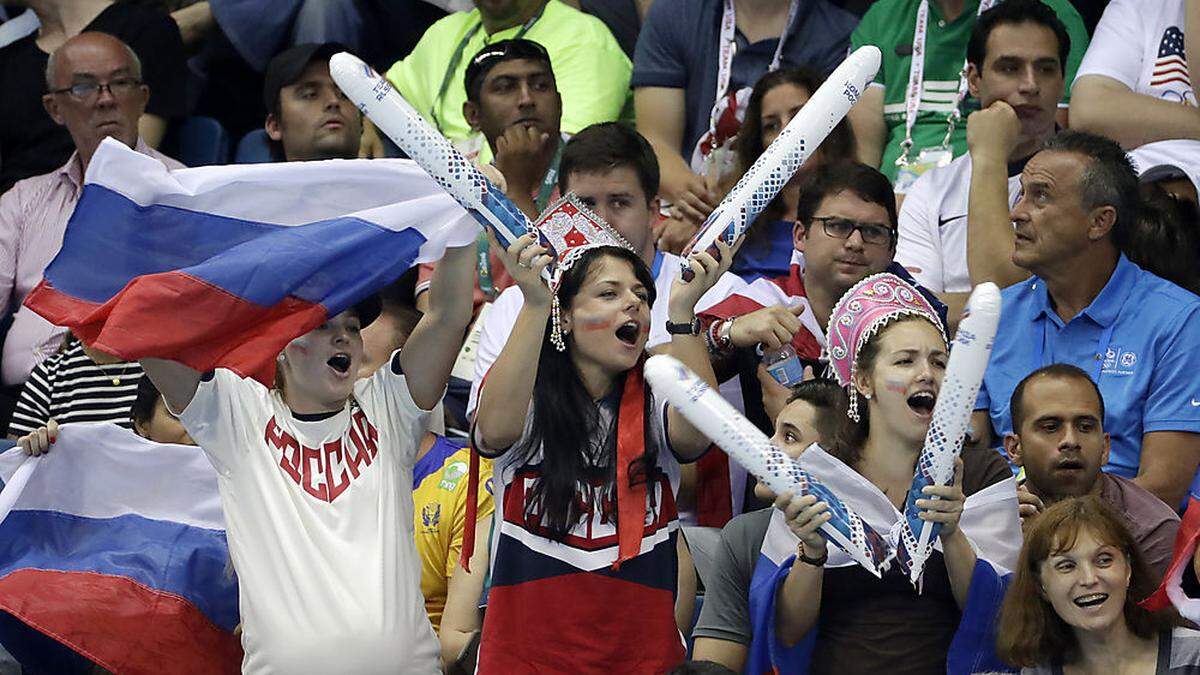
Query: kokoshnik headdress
[[534, 193, 635, 352], [826, 273, 946, 421]]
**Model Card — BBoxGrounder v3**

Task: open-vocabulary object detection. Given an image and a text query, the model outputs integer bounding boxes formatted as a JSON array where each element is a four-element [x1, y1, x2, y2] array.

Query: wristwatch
[[666, 317, 702, 336], [798, 545, 828, 567]]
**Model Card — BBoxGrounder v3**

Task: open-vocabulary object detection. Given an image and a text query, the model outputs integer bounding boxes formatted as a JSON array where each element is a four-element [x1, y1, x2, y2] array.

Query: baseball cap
[[263, 42, 348, 111], [463, 39, 554, 101]]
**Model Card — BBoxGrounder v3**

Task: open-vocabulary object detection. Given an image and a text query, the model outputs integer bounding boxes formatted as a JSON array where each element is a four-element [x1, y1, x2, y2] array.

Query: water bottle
[[762, 344, 805, 387]]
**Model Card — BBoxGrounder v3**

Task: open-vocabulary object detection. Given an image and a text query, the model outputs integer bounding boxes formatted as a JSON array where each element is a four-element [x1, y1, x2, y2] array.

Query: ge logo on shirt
[[264, 410, 380, 503], [1102, 347, 1138, 376]]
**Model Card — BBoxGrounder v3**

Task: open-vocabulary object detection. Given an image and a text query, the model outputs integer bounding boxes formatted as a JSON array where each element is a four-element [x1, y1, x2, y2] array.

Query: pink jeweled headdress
[[534, 193, 635, 351], [826, 273, 946, 420]]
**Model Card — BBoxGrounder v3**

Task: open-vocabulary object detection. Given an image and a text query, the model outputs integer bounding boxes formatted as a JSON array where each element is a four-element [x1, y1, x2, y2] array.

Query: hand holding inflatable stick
[[644, 354, 890, 576], [679, 45, 881, 280], [893, 283, 1002, 584], [328, 52, 550, 262]]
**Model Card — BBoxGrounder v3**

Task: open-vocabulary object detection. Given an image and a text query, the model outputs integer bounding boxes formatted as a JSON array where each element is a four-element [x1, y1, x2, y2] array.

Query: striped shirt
[[8, 340, 143, 436]]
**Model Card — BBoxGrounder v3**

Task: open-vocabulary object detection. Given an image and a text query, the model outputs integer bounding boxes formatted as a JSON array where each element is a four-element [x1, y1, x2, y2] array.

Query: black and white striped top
[[8, 340, 144, 436]]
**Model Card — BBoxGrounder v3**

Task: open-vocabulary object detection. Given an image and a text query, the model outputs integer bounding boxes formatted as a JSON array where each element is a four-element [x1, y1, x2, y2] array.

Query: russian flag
[[1144, 486, 1200, 621], [24, 138, 477, 384], [0, 423, 239, 673]]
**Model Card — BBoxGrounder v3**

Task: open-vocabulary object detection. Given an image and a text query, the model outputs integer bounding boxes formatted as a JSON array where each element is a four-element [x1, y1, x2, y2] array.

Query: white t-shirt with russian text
[[179, 358, 439, 675], [896, 153, 1022, 294], [1075, 0, 1194, 107]]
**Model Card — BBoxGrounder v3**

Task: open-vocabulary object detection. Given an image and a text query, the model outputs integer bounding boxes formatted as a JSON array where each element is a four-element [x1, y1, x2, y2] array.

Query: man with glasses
[[698, 160, 946, 378], [0, 32, 182, 432]]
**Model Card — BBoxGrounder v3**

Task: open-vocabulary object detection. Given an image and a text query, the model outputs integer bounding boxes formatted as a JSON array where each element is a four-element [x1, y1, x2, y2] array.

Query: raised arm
[[139, 357, 203, 414], [665, 241, 736, 460], [1070, 75, 1200, 149], [965, 103, 1029, 289], [634, 86, 719, 223], [920, 459, 977, 609], [400, 244, 476, 410], [474, 234, 554, 450], [848, 86, 886, 169]]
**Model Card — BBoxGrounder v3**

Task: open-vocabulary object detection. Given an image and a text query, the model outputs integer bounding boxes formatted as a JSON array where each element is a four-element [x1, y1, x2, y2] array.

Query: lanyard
[[896, 0, 995, 166], [430, 1, 548, 133], [708, 0, 801, 138], [535, 137, 564, 212], [476, 135, 563, 297]]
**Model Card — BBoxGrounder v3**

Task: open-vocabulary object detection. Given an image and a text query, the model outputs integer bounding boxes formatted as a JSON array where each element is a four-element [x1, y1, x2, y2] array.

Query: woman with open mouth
[[764, 272, 1020, 674], [472, 196, 737, 672], [996, 496, 1199, 674]]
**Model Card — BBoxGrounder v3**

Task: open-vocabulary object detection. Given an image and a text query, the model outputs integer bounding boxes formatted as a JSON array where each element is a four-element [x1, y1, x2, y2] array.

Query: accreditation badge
[[450, 302, 492, 382], [894, 146, 954, 193]]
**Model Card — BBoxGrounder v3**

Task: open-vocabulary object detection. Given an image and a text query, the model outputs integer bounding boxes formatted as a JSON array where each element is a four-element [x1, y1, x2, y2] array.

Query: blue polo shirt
[[977, 255, 1200, 481]]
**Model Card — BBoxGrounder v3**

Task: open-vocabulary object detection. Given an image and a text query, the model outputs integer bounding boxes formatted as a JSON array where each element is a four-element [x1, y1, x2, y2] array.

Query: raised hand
[[917, 457, 966, 537], [729, 303, 807, 350], [490, 232, 553, 308], [775, 492, 831, 558]]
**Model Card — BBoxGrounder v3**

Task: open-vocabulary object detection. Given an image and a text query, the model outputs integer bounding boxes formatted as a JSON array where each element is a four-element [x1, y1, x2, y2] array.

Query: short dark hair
[[796, 160, 898, 236], [1039, 130, 1139, 243], [1009, 363, 1106, 433], [558, 122, 660, 204], [463, 39, 554, 103], [131, 375, 163, 431], [785, 379, 848, 444], [967, 0, 1070, 73]]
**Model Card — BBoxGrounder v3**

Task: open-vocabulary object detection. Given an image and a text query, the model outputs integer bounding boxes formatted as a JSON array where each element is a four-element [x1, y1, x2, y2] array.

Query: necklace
[[95, 360, 137, 386]]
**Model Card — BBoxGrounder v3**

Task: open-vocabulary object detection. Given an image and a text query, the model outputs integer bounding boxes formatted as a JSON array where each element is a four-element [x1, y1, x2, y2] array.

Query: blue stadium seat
[[168, 116, 231, 167], [235, 129, 274, 164]]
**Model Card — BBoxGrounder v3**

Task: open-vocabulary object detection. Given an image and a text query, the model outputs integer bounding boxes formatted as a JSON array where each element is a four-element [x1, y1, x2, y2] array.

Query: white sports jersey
[[896, 153, 1022, 294], [179, 358, 440, 675], [1075, 0, 1194, 107], [1130, 139, 1200, 192]]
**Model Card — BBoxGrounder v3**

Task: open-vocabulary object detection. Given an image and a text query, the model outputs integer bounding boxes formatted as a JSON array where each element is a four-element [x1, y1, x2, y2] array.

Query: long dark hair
[[513, 246, 659, 540], [732, 68, 857, 232], [996, 496, 1177, 667]]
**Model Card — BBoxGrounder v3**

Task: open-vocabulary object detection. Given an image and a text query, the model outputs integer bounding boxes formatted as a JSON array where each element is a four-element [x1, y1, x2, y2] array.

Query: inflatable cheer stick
[[644, 354, 889, 576], [894, 283, 1002, 584], [329, 52, 548, 263], [680, 45, 881, 280]]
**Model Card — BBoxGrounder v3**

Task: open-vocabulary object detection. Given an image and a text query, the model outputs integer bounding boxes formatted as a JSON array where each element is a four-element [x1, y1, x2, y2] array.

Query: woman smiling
[[997, 496, 1200, 674]]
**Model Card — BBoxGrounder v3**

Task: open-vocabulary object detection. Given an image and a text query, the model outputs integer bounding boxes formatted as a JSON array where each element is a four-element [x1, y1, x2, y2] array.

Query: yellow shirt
[[412, 436, 494, 631], [385, 0, 633, 165]]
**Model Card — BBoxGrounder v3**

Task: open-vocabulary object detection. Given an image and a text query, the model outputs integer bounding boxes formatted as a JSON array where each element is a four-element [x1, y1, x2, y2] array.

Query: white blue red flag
[[23, 138, 477, 383], [0, 423, 240, 674], [1144, 485, 1200, 621]]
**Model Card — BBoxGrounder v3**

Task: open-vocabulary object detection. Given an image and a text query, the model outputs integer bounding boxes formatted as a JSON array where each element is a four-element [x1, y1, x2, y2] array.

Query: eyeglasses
[[810, 216, 896, 247], [48, 77, 143, 102]]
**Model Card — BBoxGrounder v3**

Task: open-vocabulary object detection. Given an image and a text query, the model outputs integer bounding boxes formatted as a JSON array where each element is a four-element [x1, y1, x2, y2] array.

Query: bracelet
[[711, 318, 735, 352], [798, 545, 828, 567]]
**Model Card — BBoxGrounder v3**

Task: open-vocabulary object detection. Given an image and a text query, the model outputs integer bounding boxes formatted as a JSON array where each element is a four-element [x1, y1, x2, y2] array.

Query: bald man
[[0, 32, 183, 432]]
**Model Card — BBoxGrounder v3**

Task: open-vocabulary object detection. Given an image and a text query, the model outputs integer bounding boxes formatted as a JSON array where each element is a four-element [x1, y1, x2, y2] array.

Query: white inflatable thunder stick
[[328, 52, 543, 257], [680, 45, 881, 281], [644, 354, 889, 576], [895, 283, 1002, 585]]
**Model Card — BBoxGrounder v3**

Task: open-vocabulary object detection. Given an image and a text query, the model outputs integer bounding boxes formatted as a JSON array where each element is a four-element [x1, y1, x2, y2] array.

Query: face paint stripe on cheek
[[581, 318, 613, 331], [884, 379, 908, 395]]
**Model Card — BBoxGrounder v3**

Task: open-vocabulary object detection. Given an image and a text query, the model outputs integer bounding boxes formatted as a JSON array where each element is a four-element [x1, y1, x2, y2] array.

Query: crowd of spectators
[[2, 0, 1200, 673]]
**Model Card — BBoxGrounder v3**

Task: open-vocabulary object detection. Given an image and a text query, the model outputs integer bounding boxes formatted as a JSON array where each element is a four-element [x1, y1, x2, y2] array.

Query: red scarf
[[461, 363, 650, 571]]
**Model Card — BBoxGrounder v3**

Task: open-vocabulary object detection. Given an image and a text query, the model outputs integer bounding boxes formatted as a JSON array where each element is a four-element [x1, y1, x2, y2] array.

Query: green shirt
[[385, 0, 633, 165], [850, 0, 1090, 182]]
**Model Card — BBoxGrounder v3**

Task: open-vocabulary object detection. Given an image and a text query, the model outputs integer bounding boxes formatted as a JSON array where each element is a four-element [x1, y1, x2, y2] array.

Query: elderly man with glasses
[[0, 31, 182, 433]]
